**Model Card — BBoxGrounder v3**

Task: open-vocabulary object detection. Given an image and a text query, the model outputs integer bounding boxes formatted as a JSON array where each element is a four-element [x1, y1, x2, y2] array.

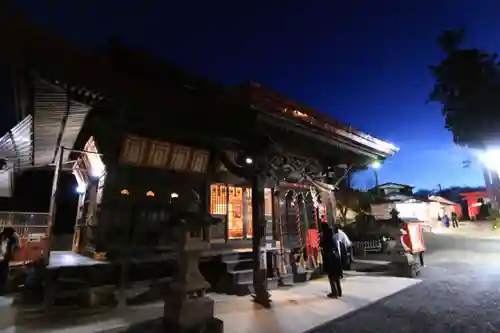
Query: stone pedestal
[[164, 296, 215, 331], [390, 236, 420, 278], [163, 235, 222, 332]]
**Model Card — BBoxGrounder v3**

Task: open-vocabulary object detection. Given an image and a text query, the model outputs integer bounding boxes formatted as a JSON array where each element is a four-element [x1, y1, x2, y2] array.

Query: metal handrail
[[0, 211, 49, 226]]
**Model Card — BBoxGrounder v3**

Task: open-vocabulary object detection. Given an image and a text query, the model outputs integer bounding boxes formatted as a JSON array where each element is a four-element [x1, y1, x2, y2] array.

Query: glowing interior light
[[146, 190, 155, 197], [245, 157, 253, 164], [170, 192, 179, 198], [120, 189, 130, 195], [91, 164, 105, 178], [76, 184, 87, 194]]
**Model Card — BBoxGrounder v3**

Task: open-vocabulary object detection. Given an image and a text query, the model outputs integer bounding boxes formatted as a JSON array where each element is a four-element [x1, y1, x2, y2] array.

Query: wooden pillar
[[82, 178, 99, 255], [251, 174, 271, 307], [271, 188, 279, 241], [72, 193, 86, 252]]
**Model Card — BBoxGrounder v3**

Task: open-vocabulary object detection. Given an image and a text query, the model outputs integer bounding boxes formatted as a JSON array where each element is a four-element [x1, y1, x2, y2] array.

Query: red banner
[[401, 222, 426, 254]]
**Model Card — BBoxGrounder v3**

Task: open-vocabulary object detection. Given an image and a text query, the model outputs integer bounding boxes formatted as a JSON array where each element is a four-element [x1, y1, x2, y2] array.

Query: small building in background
[[370, 183, 460, 226], [459, 190, 489, 220]]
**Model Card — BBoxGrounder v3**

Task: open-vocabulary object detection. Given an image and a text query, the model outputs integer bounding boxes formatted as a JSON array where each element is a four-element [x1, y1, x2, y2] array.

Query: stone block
[[164, 296, 215, 331]]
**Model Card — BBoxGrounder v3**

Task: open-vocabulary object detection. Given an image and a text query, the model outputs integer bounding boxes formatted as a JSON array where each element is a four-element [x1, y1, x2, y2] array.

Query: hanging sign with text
[[119, 135, 210, 173]]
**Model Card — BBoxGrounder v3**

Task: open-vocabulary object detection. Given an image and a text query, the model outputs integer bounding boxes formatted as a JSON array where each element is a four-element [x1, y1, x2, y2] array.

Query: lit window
[[210, 184, 228, 215], [121, 189, 130, 195], [146, 190, 155, 197]]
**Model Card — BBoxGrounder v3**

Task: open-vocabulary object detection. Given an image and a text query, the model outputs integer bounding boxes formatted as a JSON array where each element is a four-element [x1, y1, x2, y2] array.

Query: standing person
[[442, 213, 450, 228], [320, 223, 342, 298], [418, 251, 425, 267], [0, 227, 20, 295], [336, 225, 353, 272], [451, 211, 459, 228]]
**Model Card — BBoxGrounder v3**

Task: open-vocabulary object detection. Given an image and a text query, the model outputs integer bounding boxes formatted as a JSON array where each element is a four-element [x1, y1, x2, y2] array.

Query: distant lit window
[[121, 189, 130, 195], [146, 190, 155, 197]]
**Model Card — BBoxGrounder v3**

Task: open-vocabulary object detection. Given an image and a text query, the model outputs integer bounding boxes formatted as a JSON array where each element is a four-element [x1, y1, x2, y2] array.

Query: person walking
[[451, 211, 459, 228], [320, 223, 343, 298], [0, 227, 20, 295]]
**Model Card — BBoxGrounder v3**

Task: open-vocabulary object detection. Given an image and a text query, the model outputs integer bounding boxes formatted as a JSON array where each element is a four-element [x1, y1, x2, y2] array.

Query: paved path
[[432, 221, 500, 239], [311, 232, 500, 333], [2, 276, 419, 333]]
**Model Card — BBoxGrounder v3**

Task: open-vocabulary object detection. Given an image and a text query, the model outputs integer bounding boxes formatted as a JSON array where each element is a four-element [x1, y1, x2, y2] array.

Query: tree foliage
[[336, 173, 372, 223], [428, 28, 500, 148]]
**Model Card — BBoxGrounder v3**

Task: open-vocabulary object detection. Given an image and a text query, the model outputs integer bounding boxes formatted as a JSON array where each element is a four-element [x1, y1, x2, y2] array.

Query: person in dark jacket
[[0, 227, 19, 295], [320, 223, 343, 298], [451, 211, 459, 228]]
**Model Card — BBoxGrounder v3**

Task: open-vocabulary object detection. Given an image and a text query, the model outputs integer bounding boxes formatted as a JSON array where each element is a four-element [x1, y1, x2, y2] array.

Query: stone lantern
[[163, 189, 223, 332]]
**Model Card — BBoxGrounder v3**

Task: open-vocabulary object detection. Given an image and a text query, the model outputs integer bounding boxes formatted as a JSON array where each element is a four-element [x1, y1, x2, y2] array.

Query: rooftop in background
[[428, 195, 457, 206], [370, 183, 414, 191]]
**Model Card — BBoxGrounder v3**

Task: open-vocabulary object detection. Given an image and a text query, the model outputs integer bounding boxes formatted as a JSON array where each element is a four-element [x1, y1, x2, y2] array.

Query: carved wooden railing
[[0, 211, 49, 265]]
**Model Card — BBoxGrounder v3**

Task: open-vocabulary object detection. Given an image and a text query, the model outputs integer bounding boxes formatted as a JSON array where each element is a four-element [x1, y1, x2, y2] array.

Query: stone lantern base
[[163, 235, 223, 333], [164, 297, 221, 332]]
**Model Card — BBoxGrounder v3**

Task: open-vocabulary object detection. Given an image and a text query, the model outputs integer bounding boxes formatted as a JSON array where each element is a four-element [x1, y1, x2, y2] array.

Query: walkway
[[1, 275, 420, 333], [432, 221, 500, 239]]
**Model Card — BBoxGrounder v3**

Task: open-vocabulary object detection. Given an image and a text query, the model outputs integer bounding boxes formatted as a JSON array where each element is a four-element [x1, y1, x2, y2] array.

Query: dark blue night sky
[[10, 0, 500, 190]]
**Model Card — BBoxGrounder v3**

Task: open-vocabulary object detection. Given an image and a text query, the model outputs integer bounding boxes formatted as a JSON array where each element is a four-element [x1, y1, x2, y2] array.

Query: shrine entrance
[[209, 183, 272, 242]]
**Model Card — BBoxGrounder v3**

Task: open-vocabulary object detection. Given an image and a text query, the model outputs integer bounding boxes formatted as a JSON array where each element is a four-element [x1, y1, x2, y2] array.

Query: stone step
[[293, 268, 313, 283], [228, 269, 253, 285], [278, 273, 294, 287], [221, 252, 253, 263], [223, 258, 254, 271], [222, 258, 253, 265], [245, 277, 280, 293]]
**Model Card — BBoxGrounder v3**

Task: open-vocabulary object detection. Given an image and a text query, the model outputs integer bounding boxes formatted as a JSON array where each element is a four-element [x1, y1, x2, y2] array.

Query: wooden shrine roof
[[0, 5, 398, 169], [223, 83, 399, 160]]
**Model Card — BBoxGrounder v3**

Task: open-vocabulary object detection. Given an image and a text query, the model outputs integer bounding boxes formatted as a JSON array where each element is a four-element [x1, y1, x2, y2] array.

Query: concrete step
[[293, 268, 313, 283], [278, 273, 294, 287], [229, 269, 253, 285]]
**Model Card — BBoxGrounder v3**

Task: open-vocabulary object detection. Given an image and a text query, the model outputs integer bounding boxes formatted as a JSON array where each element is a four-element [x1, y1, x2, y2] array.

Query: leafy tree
[[428, 28, 500, 148], [336, 173, 373, 223]]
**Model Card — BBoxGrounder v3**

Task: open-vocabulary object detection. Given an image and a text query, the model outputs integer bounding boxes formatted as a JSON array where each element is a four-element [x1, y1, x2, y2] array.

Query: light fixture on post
[[479, 149, 500, 173], [477, 149, 500, 211], [370, 160, 381, 169], [245, 157, 253, 165], [370, 160, 382, 191]]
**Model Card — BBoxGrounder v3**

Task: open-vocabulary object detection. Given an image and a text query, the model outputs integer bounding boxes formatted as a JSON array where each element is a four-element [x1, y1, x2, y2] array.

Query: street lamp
[[478, 149, 500, 172], [477, 149, 500, 211], [370, 160, 381, 188]]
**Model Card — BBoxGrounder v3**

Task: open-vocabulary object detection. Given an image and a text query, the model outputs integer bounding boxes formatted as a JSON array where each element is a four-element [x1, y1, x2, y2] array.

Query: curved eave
[[239, 83, 399, 157], [256, 110, 394, 161], [33, 78, 93, 166], [0, 115, 33, 170]]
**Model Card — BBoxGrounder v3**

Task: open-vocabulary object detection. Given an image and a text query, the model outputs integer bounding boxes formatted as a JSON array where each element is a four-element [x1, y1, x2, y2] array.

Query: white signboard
[[0, 170, 13, 198]]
